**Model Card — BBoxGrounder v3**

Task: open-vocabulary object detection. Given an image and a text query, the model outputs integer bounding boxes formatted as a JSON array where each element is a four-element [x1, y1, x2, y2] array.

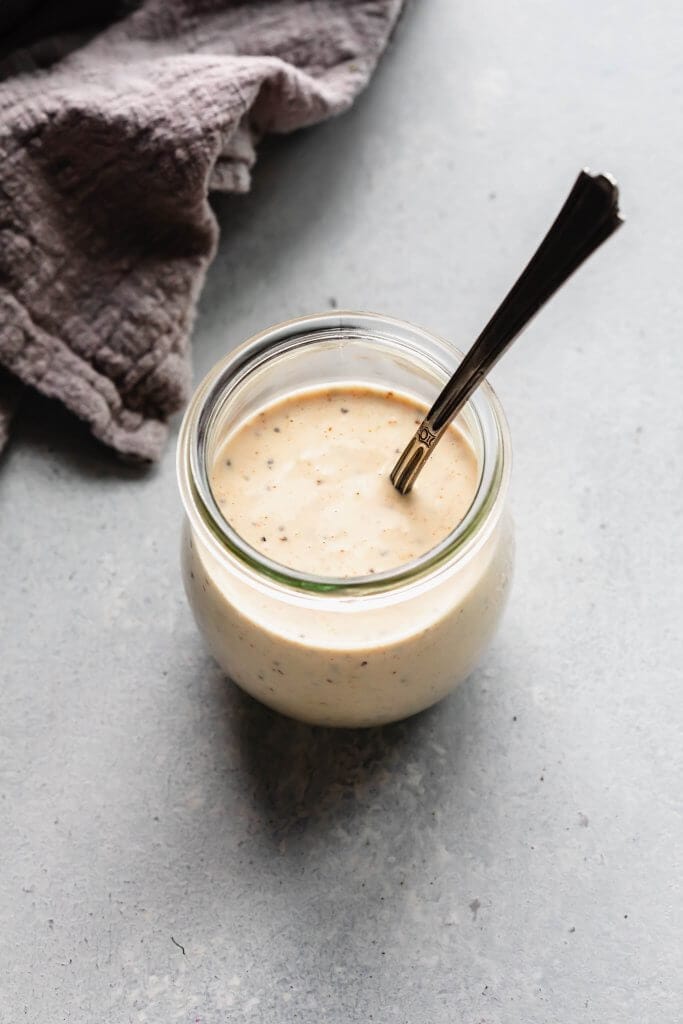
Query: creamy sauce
[[210, 386, 479, 576], [183, 383, 513, 727]]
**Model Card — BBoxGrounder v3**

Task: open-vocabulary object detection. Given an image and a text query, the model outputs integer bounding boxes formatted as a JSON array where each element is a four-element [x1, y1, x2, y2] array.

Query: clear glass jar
[[177, 312, 513, 728]]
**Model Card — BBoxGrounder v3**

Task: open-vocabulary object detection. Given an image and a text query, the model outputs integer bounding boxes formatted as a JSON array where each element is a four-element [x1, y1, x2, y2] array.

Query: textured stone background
[[1, 0, 681, 1020]]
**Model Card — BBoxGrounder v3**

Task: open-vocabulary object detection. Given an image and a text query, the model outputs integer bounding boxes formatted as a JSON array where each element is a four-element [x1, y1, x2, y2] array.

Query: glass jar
[[177, 312, 513, 728]]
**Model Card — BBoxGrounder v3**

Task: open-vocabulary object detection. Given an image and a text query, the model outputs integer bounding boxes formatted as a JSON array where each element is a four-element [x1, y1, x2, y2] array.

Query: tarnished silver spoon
[[390, 169, 623, 495]]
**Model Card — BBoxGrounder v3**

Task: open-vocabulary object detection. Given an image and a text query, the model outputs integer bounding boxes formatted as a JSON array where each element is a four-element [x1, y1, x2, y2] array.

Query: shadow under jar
[[177, 312, 514, 728]]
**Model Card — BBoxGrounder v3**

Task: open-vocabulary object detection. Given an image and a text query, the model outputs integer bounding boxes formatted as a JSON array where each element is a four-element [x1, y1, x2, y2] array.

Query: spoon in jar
[[390, 169, 623, 495]]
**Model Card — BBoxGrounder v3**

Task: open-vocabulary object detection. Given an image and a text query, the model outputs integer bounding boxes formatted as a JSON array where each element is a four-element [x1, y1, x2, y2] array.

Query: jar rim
[[177, 311, 511, 598]]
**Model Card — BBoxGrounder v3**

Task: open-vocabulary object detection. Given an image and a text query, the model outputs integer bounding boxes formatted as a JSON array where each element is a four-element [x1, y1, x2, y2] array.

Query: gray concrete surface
[[1, 1, 682, 1020]]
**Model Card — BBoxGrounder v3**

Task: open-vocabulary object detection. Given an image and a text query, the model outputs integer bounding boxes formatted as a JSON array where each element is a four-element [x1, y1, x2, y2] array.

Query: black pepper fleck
[[361, 660, 368, 667]]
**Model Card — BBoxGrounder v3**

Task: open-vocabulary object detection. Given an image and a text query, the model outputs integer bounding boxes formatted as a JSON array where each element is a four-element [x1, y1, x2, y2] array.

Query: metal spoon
[[390, 169, 623, 495]]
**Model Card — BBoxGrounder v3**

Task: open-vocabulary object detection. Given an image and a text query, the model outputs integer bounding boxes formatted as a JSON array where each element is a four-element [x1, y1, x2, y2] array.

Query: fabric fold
[[0, 0, 404, 459]]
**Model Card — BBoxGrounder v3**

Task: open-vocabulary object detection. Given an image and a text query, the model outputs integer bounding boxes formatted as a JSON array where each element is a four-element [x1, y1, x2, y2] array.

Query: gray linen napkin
[[0, 0, 403, 460]]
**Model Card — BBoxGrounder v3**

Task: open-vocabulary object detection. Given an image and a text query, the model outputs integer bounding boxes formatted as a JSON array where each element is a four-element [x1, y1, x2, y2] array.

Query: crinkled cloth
[[0, 0, 403, 459]]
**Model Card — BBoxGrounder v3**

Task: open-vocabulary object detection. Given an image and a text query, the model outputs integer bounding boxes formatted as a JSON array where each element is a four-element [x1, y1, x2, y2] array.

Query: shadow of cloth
[[0, 1, 134, 79], [3, 388, 156, 479]]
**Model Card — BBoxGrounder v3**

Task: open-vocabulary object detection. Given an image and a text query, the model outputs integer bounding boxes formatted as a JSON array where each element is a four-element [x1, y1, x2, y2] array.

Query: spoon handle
[[391, 169, 623, 494]]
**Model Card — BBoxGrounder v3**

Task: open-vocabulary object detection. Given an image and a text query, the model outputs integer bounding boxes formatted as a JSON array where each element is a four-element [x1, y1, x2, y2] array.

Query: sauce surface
[[210, 386, 479, 577]]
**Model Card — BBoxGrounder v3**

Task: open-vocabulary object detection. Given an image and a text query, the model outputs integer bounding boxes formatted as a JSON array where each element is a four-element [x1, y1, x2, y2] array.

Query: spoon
[[390, 169, 623, 495]]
